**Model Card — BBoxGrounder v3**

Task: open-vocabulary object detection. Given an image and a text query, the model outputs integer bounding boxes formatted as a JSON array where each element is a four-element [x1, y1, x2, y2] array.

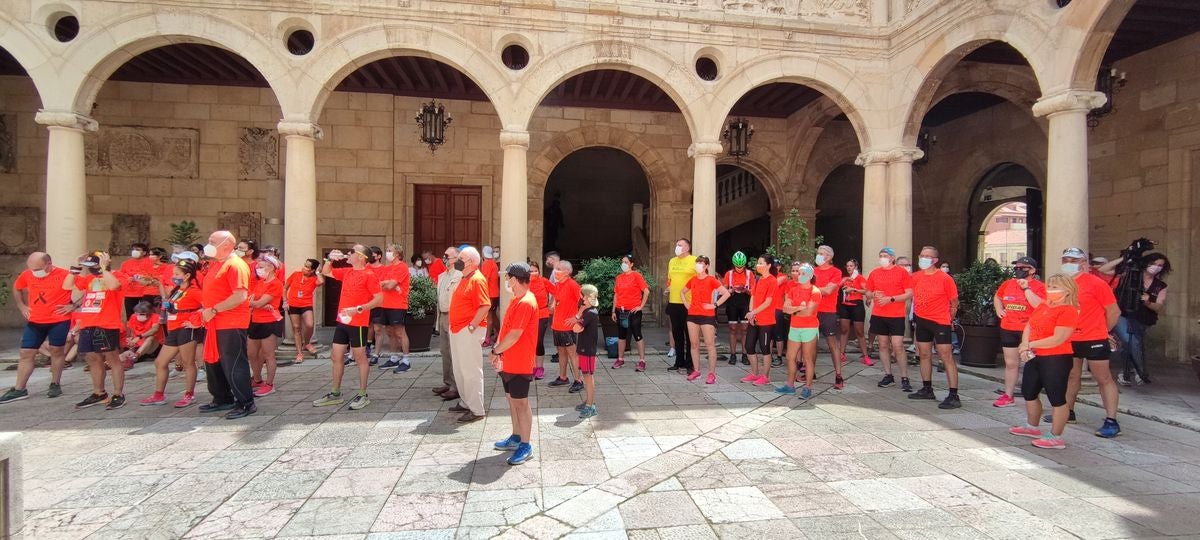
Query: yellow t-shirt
[[667, 255, 698, 304]]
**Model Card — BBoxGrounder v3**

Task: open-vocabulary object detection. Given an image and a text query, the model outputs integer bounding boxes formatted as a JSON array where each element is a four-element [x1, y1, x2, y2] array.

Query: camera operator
[[1099, 242, 1169, 386]]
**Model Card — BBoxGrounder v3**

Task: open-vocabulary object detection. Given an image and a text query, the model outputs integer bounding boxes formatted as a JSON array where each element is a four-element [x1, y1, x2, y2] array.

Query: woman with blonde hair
[[1009, 273, 1080, 450]]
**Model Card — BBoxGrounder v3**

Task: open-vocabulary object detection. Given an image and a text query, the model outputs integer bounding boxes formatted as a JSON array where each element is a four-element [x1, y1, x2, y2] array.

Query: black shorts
[[78, 327, 120, 354], [164, 327, 203, 347], [870, 315, 907, 337], [616, 309, 643, 342], [747, 323, 772, 355], [818, 312, 839, 337], [22, 320, 71, 349], [725, 293, 750, 322], [1000, 329, 1023, 349], [287, 306, 313, 316], [1072, 339, 1111, 360], [1022, 354, 1073, 407], [490, 298, 500, 312], [371, 308, 407, 326], [333, 324, 369, 348], [687, 315, 717, 326], [773, 310, 789, 342], [837, 301, 865, 323], [553, 330, 577, 347], [500, 372, 533, 399], [248, 320, 284, 340], [913, 316, 952, 345], [536, 317, 549, 356]]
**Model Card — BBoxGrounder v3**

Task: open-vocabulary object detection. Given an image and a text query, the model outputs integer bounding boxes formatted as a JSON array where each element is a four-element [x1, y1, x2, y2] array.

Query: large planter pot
[[960, 324, 1002, 368], [405, 316, 435, 353]]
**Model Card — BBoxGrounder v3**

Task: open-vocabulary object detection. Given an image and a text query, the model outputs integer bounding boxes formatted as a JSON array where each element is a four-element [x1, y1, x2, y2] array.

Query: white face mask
[[879, 257, 892, 268], [130, 249, 143, 258], [203, 244, 218, 258], [814, 255, 827, 266], [848, 268, 858, 278], [135, 314, 148, 322], [1061, 262, 1081, 274], [1147, 265, 1163, 275], [385, 251, 396, 262], [940, 266, 950, 273], [918, 257, 934, 270], [235, 249, 247, 258], [694, 263, 705, 274], [255, 268, 269, 279], [621, 263, 631, 272], [675, 246, 684, 257], [32, 268, 48, 278]]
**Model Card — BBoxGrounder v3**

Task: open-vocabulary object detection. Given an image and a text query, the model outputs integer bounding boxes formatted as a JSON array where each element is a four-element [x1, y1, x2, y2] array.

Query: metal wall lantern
[[915, 128, 936, 167], [722, 117, 754, 159], [1088, 66, 1127, 128], [415, 100, 452, 152]]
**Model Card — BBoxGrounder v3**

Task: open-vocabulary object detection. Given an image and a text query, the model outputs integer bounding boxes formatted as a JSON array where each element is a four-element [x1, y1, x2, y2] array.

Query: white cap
[[482, 245, 494, 259]]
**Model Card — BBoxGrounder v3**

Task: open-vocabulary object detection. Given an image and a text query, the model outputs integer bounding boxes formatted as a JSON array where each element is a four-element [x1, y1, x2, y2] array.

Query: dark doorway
[[967, 163, 1042, 267], [815, 164, 864, 265], [543, 148, 650, 261], [715, 165, 771, 274], [414, 184, 482, 257]]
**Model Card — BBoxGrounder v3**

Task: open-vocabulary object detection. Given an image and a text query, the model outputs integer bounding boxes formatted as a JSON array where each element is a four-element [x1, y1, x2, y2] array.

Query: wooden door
[[414, 184, 482, 256]]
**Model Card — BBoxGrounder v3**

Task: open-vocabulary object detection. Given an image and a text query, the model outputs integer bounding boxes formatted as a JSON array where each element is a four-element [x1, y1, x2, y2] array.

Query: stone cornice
[[34, 111, 97, 132], [1032, 90, 1107, 118], [499, 129, 530, 150], [854, 146, 923, 166], [688, 141, 724, 158], [277, 121, 324, 140]]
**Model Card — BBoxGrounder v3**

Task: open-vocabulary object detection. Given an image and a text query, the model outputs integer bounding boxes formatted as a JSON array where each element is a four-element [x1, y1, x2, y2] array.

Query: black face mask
[[453, 260, 465, 271], [1013, 268, 1030, 279]]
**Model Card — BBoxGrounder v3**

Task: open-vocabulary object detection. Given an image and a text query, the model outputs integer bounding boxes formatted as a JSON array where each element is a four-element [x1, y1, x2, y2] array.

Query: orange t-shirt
[[119, 257, 153, 297], [127, 314, 164, 345], [841, 274, 866, 304], [76, 275, 124, 330], [723, 269, 755, 294], [1073, 272, 1117, 342], [498, 290, 538, 375], [772, 276, 790, 311], [142, 262, 172, 296], [450, 270, 491, 333], [750, 274, 777, 326], [911, 270, 958, 325], [866, 266, 913, 318], [614, 271, 648, 311], [813, 265, 843, 313], [529, 275, 551, 319], [202, 257, 252, 330], [331, 267, 382, 327], [996, 278, 1048, 331], [285, 272, 320, 309], [481, 259, 500, 299], [1028, 303, 1079, 356], [787, 284, 821, 328], [684, 275, 721, 317], [165, 286, 203, 332], [14, 267, 72, 324], [551, 278, 582, 331], [378, 262, 411, 310], [250, 278, 284, 324]]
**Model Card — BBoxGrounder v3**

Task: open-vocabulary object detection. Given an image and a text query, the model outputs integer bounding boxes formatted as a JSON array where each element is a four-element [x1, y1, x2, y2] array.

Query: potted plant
[[953, 260, 1011, 367], [766, 208, 822, 265], [576, 257, 658, 357], [405, 276, 437, 352]]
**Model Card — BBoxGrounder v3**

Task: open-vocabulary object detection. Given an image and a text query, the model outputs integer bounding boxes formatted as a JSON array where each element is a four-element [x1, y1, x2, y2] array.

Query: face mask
[[255, 268, 269, 279], [918, 257, 934, 270], [674, 246, 684, 257], [900, 265, 912, 272], [235, 249, 247, 258], [815, 255, 827, 266], [135, 314, 148, 322], [940, 267, 950, 273], [879, 257, 892, 268], [799, 271, 813, 282], [203, 244, 218, 258], [1013, 267, 1030, 279], [131, 250, 143, 258], [88, 267, 102, 276], [32, 269, 48, 278], [849, 269, 859, 278], [1046, 289, 1067, 303], [172, 277, 185, 286], [385, 251, 396, 262], [1061, 263, 1080, 274], [694, 263, 705, 274], [1147, 265, 1163, 275], [756, 264, 767, 275], [453, 260, 465, 271], [621, 263, 631, 272]]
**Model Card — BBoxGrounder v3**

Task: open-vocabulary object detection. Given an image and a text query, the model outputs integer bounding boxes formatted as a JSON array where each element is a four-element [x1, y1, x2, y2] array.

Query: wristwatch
[[356, 305, 364, 313], [468, 324, 477, 332]]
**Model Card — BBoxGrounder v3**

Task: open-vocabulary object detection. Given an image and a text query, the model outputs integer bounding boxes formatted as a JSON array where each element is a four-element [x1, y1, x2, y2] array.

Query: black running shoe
[[106, 394, 126, 410], [568, 381, 584, 393], [908, 386, 937, 400], [938, 394, 961, 409], [900, 378, 913, 393], [877, 374, 895, 388], [225, 403, 257, 419], [728, 355, 737, 365], [740, 354, 750, 365], [551, 354, 559, 364], [75, 392, 109, 409], [1044, 410, 1077, 424], [199, 401, 236, 413], [548, 377, 569, 387], [771, 356, 783, 368]]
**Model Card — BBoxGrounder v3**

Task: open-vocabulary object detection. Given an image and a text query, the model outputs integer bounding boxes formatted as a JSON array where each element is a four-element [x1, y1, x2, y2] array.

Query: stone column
[[856, 151, 889, 274], [885, 147, 923, 261], [278, 121, 322, 274], [498, 129, 530, 312], [35, 111, 97, 264], [1032, 90, 1106, 256], [689, 141, 723, 259]]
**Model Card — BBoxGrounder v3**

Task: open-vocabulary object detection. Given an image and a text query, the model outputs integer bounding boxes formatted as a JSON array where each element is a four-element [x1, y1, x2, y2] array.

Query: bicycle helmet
[[732, 251, 747, 268]]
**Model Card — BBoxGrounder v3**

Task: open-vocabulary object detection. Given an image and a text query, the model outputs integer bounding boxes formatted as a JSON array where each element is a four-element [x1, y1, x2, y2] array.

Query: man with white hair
[[432, 245, 463, 402], [812, 245, 846, 389], [548, 259, 583, 392], [448, 246, 490, 422]]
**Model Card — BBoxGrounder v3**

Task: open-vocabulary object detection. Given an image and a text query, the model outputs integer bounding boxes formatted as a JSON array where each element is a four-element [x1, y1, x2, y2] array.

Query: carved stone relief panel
[[109, 214, 150, 253], [219, 211, 262, 244], [85, 126, 199, 178], [239, 127, 279, 180], [724, 0, 788, 15], [0, 207, 39, 255], [799, 0, 868, 22], [0, 114, 15, 174]]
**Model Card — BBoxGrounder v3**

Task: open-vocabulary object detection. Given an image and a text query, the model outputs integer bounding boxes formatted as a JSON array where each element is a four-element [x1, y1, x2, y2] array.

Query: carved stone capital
[[854, 147, 923, 166], [1032, 90, 1107, 118], [499, 129, 530, 150], [34, 111, 97, 132], [885, 146, 924, 164], [688, 141, 723, 158], [276, 121, 324, 140]]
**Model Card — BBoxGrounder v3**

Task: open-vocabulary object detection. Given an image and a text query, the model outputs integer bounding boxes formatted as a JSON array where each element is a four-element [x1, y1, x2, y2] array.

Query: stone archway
[[542, 147, 650, 262], [966, 162, 1043, 268]]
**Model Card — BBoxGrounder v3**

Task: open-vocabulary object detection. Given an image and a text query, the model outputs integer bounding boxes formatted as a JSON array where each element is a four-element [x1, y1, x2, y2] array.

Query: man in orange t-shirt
[[198, 231, 255, 419], [548, 260, 583, 391], [1060, 246, 1122, 438], [376, 244, 413, 372], [812, 245, 845, 387], [908, 246, 961, 409], [2, 252, 74, 404], [448, 246, 492, 422], [318, 246, 384, 411], [67, 252, 128, 410], [865, 247, 914, 391], [490, 262, 538, 465]]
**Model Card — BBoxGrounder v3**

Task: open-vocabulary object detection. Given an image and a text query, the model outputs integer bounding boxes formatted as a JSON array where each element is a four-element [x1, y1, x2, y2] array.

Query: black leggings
[[536, 317, 549, 357], [1021, 354, 1073, 407], [616, 309, 643, 342], [746, 323, 772, 355], [666, 302, 691, 368]]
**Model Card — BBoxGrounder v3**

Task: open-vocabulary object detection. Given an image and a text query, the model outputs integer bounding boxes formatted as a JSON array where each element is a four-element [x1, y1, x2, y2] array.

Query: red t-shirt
[[614, 271, 648, 310], [450, 270, 491, 333], [285, 271, 320, 309], [551, 278, 582, 331], [14, 267, 72, 324], [143, 262, 172, 296], [911, 270, 958, 325], [427, 258, 446, 284], [498, 290, 538, 375], [250, 278, 284, 324], [481, 259, 500, 299], [996, 278, 1048, 331], [750, 274, 777, 326], [684, 275, 721, 317], [787, 284, 821, 328], [813, 265, 843, 313], [378, 262, 411, 310], [1073, 272, 1118, 342], [866, 266, 913, 318], [723, 269, 754, 295], [332, 267, 382, 327], [841, 274, 866, 304], [529, 275, 551, 319], [1029, 303, 1079, 356], [771, 276, 790, 311], [165, 285, 203, 332], [202, 258, 252, 330], [76, 275, 124, 330], [127, 314, 164, 346], [119, 257, 154, 297]]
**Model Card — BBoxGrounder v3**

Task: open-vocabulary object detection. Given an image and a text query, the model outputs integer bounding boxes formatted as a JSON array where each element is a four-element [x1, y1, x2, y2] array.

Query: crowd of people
[[0, 229, 1173, 457]]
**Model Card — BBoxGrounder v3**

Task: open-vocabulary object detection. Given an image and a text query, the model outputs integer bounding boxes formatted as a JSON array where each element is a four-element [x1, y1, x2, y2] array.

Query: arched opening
[[543, 147, 650, 262], [815, 164, 864, 265], [967, 163, 1042, 267], [715, 164, 770, 274]]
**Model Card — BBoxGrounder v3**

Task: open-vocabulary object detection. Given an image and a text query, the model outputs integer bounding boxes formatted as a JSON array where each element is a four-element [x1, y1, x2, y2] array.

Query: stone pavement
[[4, 339, 1200, 539]]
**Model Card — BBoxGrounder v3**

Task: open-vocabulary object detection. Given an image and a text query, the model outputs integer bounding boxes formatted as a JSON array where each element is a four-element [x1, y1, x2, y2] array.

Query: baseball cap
[[879, 247, 896, 257], [1014, 256, 1037, 267], [1090, 256, 1108, 265], [1062, 247, 1087, 259], [176, 251, 199, 263], [80, 253, 101, 267], [505, 262, 530, 281]]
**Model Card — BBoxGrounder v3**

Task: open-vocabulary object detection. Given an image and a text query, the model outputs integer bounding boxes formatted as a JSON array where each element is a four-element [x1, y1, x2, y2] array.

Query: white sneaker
[[666, 348, 676, 358], [1133, 373, 1144, 385], [196, 370, 206, 382], [1117, 373, 1132, 387]]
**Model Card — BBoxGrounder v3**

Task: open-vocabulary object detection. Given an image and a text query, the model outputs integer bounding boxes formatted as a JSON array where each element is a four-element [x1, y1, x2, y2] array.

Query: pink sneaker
[[173, 393, 195, 408], [612, 358, 625, 369], [250, 379, 263, 389], [1009, 425, 1042, 438], [706, 373, 716, 385], [687, 371, 701, 381], [740, 374, 757, 383], [754, 375, 770, 386], [1032, 437, 1066, 450], [635, 360, 646, 372], [139, 393, 166, 406], [860, 355, 874, 367], [253, 383, 275, 397], [533, 367, 545, 380], [992, 394, 1016, 408]]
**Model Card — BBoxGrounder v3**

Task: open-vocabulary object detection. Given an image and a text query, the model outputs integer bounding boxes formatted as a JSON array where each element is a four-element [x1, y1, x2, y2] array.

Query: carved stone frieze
[[799, 0, 868, 23], [219, 211, 262, 244], [85, 126, 199, 178], [239, 127, 280, 179], [0, 206, 39, 255], [109, 214, 150, 254]]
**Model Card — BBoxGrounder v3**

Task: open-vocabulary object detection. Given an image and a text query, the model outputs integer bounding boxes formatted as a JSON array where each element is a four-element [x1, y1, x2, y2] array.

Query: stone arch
[[511, 39, 706, 140], [60, 10, 292, 114], [710, 53, 874, 149], [802, 127, 862, 208], [907, 62, 1047, 143], [783, 96, 859, 191], [528, 126, 675, 202], [715, 154, 784, 214], [0, 11, 55, 107], [1062, 0, 1136, 90], [942, 148, 1047, 226], [299, 23, 515, 125]]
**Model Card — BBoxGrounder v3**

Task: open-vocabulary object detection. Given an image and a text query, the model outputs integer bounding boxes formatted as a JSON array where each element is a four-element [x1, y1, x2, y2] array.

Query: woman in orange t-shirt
[[781, 262, 821, 399], [285, 259, 324, 362], [1009, 273, 1080, 450], [681, 256, 731, 384], [837, 259, 871, 366], [527, 262, 552, 380], [742, 255, 778, 386], [248, 256, 285, 396], [612, 254, 650, 372], [139, 260, 205, 408]]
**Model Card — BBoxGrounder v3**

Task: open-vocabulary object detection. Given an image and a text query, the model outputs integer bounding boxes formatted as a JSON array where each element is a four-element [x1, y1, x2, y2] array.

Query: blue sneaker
[[579, 405, 598, 419], [775, 385, 796, 395], [494, 434, 520, 451], [799, 386, 813, 400], [1095, 418, 1121, 438], [392, 359, 411, 373], [574, 403, 587, 412], [508, 443, 533, 465]]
